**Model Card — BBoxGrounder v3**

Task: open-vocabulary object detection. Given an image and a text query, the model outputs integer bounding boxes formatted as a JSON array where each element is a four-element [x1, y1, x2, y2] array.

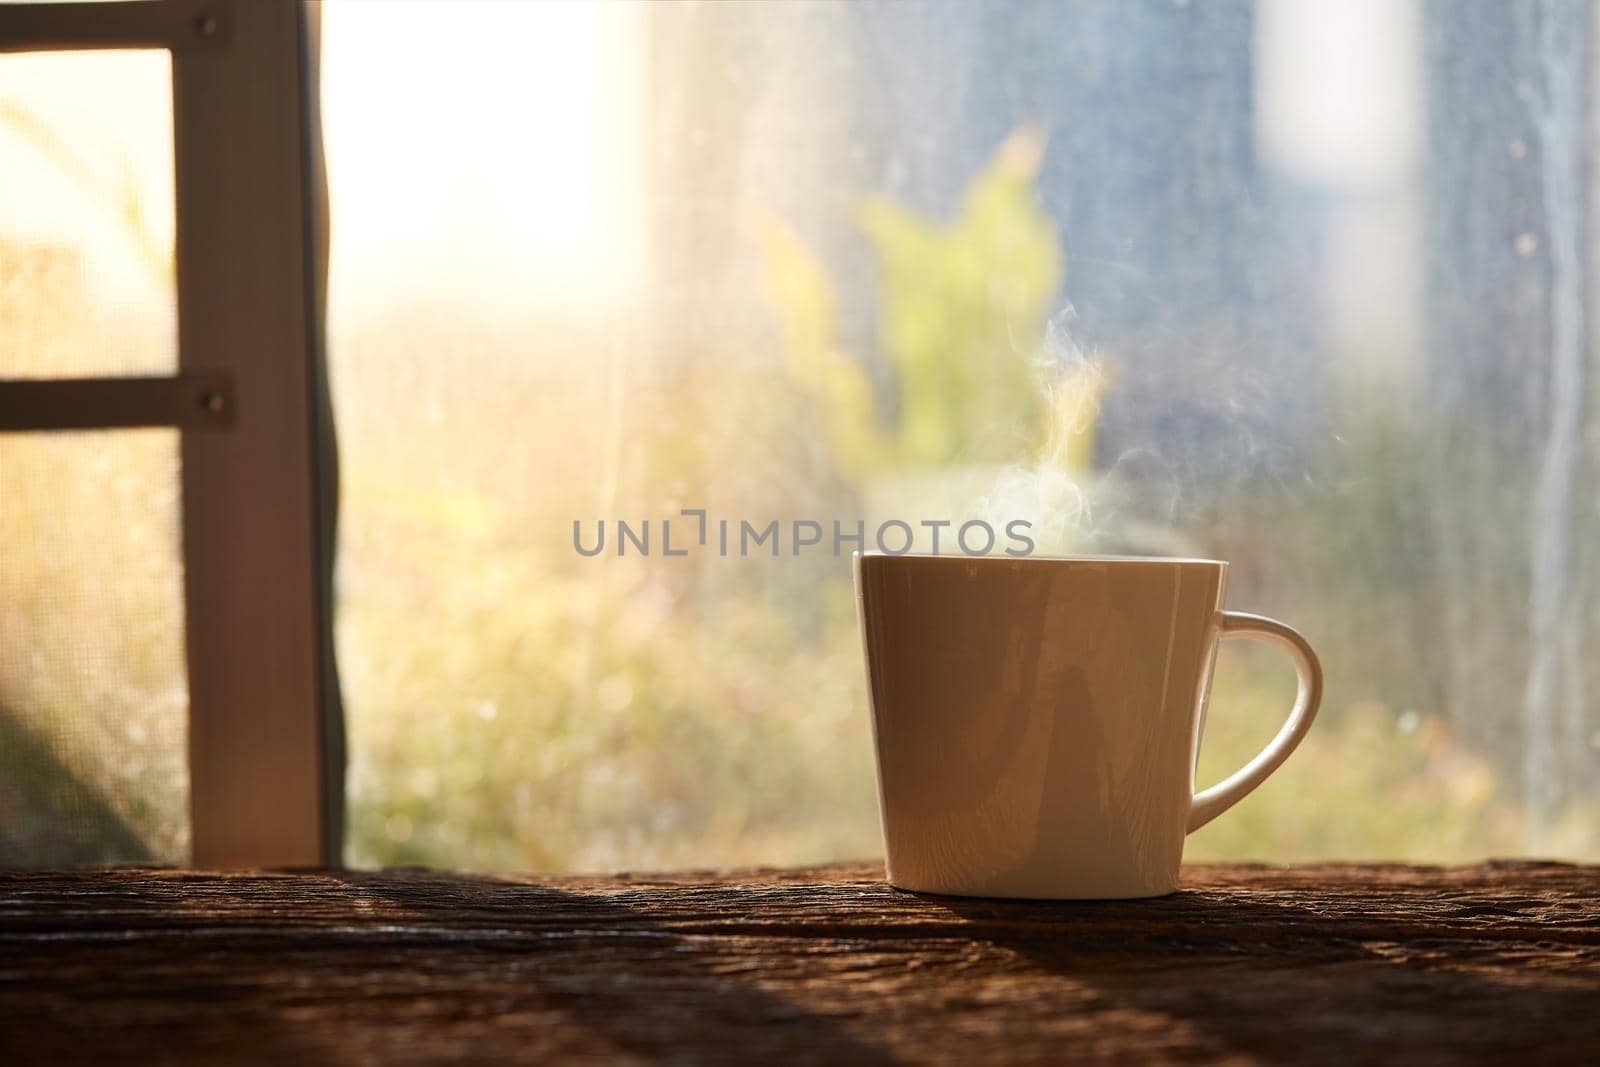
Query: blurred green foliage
[[755, 127, 1101, 482]]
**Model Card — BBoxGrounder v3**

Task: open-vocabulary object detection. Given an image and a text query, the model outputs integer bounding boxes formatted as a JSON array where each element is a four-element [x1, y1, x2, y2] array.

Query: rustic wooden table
[[0, 862, 1596, 1064]]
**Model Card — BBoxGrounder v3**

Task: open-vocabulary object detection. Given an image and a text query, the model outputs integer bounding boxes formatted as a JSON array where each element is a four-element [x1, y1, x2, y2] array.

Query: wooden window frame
[[0, 0, 341, 867]]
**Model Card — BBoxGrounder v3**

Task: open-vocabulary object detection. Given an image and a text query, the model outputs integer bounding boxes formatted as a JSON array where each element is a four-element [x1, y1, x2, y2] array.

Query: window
[[1, 0, 337, 866], [0, 47, 187, 863], [323, 0, 1598, 869], [5, 0, 1597, 871]]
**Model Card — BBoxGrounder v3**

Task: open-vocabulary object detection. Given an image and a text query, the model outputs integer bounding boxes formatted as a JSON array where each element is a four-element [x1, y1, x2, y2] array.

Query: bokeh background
[[4, 0, 1598, 869]]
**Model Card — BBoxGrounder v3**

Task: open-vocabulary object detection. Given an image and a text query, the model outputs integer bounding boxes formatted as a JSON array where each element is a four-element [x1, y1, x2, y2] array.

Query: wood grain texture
[[0, 863, 1595, 1065]]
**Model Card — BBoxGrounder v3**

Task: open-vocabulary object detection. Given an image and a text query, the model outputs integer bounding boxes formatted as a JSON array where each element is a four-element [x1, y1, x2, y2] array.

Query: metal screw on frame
[[199, 388, 228, 417]]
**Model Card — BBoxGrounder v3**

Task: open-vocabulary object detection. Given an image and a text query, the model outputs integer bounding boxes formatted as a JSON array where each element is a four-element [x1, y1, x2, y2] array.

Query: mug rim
[[856, 550, 1226, 567]]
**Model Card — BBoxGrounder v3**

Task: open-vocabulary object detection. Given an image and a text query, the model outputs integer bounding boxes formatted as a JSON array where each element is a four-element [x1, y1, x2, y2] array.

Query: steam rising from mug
[[965, 306, 1190, 558]]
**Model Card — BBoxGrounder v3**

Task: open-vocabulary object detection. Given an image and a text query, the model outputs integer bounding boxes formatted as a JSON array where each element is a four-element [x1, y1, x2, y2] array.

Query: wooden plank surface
[[0, 863, 1596, 1064]]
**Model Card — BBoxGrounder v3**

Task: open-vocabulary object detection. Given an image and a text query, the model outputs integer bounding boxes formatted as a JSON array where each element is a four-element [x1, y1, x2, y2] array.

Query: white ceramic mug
[[856, 553, 1322, 899]]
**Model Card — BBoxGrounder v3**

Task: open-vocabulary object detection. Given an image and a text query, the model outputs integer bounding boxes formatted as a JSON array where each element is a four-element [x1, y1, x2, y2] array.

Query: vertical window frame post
[[172, 0, 339, 867]]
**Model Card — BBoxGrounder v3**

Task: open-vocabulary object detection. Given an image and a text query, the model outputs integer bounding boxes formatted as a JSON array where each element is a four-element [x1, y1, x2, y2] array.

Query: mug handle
[[1187, 612, 1324, 833]]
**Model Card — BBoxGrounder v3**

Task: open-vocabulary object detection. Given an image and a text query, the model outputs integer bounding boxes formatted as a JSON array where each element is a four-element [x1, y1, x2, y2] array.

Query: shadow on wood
[[0, 863, 1595, 1064]]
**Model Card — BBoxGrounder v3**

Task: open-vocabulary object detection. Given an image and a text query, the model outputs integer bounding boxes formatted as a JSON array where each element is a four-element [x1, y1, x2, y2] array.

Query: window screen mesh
[[1, 49, 185, 865], [0, 49, 176, 380], [0, 432, 189, 865]]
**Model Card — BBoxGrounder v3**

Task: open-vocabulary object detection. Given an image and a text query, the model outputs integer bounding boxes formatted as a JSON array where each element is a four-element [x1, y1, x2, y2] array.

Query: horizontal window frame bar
[[0, 0, 227, 54], [0, 372, 234, 431]]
